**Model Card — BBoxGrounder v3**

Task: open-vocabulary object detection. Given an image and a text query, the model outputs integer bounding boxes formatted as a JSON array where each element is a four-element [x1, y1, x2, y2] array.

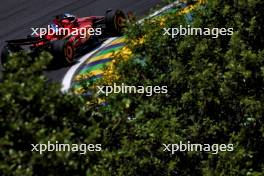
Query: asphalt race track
[[0, 0, 163, 82]]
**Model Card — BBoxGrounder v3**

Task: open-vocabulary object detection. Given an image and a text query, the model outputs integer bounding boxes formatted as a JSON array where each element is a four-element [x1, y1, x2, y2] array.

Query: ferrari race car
[[0, 9, 126, 65]]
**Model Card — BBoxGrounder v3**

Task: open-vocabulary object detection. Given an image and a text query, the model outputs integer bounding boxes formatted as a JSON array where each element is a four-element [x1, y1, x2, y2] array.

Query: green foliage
[[1, 0, 264, 175], [0, 53, 102, 175], [88, 0, 264, 175]]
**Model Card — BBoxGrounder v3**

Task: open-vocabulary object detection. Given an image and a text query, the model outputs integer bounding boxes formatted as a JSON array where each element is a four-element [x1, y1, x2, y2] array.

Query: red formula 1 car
[[1, 9, 126, 65]]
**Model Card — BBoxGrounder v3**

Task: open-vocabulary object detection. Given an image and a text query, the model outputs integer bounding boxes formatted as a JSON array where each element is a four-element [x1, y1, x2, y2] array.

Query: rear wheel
[[51, 40, 75, 64], [1, 44, 23, 66], [105, 10, 126, 35]]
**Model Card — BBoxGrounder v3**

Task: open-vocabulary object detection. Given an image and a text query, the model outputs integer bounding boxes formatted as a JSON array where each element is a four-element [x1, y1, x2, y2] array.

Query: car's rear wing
[[5, 37, 45, 45]]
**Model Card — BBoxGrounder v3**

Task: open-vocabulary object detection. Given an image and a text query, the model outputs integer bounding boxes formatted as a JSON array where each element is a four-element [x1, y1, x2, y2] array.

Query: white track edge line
[[138, 1, 180, 23]]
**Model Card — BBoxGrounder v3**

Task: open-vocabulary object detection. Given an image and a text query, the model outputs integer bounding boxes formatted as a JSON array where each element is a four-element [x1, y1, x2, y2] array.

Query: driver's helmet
[[54, 13, 76, 26]]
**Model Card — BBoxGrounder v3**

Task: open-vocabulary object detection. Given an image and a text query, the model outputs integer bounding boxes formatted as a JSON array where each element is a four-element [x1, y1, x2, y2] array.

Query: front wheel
[[105, 9, 126, 35]]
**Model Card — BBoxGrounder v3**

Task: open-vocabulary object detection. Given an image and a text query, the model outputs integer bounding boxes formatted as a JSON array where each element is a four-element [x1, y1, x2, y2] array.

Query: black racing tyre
[[1, 44, 23, 66], [105, 9, 126, 35], [51, 40, 75, 64], [1, 45, 9, 66]]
